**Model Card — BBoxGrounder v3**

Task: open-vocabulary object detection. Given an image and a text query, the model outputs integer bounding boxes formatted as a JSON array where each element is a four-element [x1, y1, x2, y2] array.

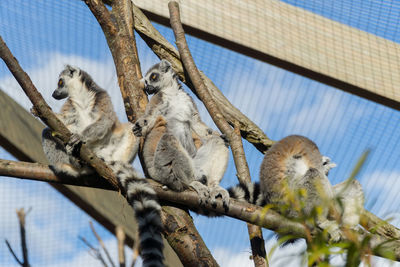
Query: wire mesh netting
[[0, 0, 399, 266]]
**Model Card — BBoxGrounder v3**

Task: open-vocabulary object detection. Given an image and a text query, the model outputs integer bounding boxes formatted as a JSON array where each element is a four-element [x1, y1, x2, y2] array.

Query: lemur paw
[[66, 133, 83, 155], [190, 181, 210, 206], [210, 186, 230, 211], [133, 118, 148, 137], [220, 134, 230, 147], [322, 156, 337, 175]]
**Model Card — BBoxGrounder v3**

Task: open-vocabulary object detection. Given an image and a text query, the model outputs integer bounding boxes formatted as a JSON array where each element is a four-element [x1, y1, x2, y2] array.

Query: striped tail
[[227, 181, 265, 206], [109, 161, 164, 267]]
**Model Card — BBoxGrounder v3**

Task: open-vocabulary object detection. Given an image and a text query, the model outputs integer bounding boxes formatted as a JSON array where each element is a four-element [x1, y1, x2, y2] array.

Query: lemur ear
[[65, 65, 77, 77], [159, 59, 171, 73]]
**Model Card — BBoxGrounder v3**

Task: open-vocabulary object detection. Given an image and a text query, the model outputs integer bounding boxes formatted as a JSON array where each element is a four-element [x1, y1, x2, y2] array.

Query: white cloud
[[213, 239, 306, 267]]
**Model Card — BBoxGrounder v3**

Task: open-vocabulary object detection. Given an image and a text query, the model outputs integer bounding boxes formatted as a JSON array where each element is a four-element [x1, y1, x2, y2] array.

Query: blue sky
[[0, 0, 399, 266]]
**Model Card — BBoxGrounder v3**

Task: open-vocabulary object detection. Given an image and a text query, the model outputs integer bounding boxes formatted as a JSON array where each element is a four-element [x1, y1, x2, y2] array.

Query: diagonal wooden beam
[[0, 89, 182, 266], [129, 0, 400, 111]]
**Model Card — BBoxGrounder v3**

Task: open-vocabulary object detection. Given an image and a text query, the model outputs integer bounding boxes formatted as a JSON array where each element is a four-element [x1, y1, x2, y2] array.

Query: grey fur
[[228, 135, 364, 242], [136, 60, 230, 209], [42, 66, 164, 267], [258, 135, 364, 240]]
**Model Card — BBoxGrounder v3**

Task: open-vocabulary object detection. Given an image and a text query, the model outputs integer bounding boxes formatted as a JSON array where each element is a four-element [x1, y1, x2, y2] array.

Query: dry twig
[[5, 208, 31, 267], [90, 221, 116, 267], [116, 226, 126, 267], [79, 236, 108, 267]]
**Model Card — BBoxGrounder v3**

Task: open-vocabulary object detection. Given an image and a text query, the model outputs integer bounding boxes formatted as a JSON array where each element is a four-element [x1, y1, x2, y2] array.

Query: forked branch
[[4, 208, 31, 267]]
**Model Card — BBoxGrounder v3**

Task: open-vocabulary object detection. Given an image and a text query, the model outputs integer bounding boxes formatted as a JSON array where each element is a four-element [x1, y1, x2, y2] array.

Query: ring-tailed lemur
[[133, 60, 230, 209], [229, 135, 364, 241], [41, 65, 164, 267]]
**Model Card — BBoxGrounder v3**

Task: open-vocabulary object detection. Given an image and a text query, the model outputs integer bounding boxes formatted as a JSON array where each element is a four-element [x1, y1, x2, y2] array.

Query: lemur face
[[142, 59, 174, 95], [52, 65, 79, 100]]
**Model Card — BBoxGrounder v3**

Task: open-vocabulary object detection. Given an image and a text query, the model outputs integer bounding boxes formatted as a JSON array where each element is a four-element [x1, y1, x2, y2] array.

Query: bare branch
[[4, 208, 31, 267], [79, 236, 108, 267], [3, 159, 400, 262], [161, 206, 219, 267], [130, 238, 139, 267], [116, 226, 126, 267], [0, 159, 306, 235], [130, 2, 274, 153], [16, 208, 30, 267], [168, 2, 267, 265], [4, 240, 23, 266], [90, 221, 116, 267], [0, 36, 120, 190]]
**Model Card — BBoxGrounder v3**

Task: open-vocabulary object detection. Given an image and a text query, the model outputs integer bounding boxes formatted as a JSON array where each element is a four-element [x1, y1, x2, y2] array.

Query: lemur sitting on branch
[[133, 60, 230, 210], [41, 65, 164, 267], [229, 135, 365, 241]]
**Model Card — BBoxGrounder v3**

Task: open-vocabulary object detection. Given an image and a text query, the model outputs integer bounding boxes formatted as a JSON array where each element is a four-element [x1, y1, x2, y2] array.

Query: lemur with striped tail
[[41, 65, 164, 267]]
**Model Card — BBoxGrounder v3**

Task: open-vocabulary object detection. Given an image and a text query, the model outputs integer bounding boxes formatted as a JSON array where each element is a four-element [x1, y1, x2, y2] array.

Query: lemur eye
[[150, 73, 158, 82], [58, 79, 64, 87]]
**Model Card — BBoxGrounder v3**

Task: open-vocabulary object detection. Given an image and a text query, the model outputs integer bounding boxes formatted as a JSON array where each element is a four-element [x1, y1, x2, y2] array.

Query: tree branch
[[116, 226, 126, 267], [161, 206, 219, 266], [168, 2, 267, 266], [79, 236, 108, 267], [2, 159, 400, 261], [130, 2, 274, 153], [4, 208, 31, 267], [5, 240, 23, 266], [90, 221, 116, 267], [16, 208, 30, 267], [85, 0, 147, 121]]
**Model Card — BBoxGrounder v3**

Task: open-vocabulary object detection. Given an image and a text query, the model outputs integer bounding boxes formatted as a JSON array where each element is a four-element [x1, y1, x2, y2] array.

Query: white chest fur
[[161, 85, 194, 123], [67, 83, 97, 133]]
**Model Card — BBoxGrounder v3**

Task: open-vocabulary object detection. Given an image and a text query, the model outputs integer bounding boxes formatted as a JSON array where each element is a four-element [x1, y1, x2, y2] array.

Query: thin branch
[[3, 160, 400, 262], [0, 36, 120, 190], [79, 236, 108, 267], [168, 2, 267, 266], [90, 221, 116, 267], [130, 237, 139, 267], [116, 226, 126, 267], [130, 2, 274, 153], [4, 240, 23, 266], [16, 208, 30, 267], [4, 208, 31, 267], [0, 159, 306, 236]]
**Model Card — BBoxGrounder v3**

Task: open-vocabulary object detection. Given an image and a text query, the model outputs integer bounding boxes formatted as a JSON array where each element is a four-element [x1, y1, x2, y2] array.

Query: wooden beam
[[0, 89, 182, 266], [132, 0, 400, 110]]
